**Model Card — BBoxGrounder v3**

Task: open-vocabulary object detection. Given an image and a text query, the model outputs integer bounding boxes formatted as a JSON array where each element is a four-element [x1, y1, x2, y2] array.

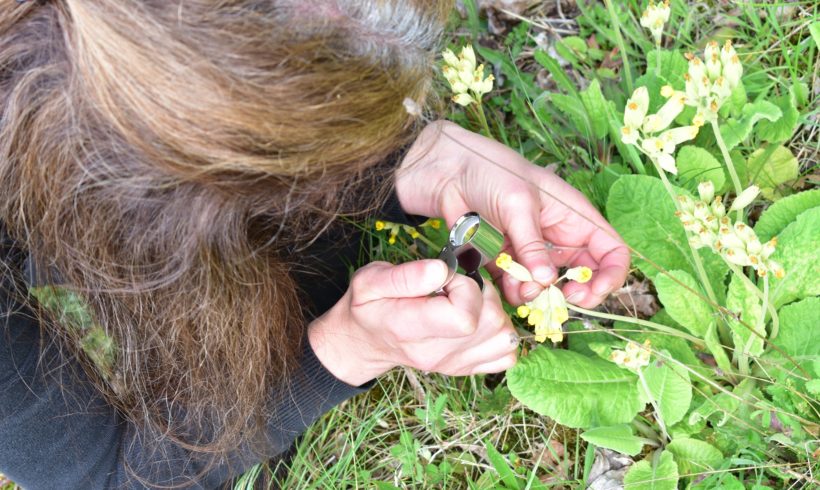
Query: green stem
[[638, 368, 670, 443], [710, 119, 744, 221], [474, 102, 492, 139], [725, 262, 779, 340], [632, 418, 660, 440], [739, 275, 769, 376], [655, 43, 662, 78], [604, 0, 633, 93], [566, 304, 704, 347], [704, 324, 736, 381]]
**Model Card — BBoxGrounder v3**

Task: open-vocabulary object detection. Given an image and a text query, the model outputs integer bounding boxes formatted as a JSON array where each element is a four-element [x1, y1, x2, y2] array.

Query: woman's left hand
[[395, 121, 630, 309]]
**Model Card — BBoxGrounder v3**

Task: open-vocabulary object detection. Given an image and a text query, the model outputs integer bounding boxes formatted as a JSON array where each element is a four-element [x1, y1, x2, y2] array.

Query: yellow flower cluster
[[496, 254, 593, 344], [441, 45, 494, 107], [683, 40, 743, 125], [374, 218, 441, 245], [640, 1, 671, 45], [675, 182, 784, 278], [620, 86, 699, 175], [610, 339, 652, 370]]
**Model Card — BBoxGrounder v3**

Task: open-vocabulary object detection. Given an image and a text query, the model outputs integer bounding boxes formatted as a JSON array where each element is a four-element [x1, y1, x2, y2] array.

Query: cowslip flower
[[495, 252, 534, 283], [441, 45, 494, 107], [611, 339, 652, 370], [620, 86, 698, 174], [729, 185, 760, 211], [565, 266, 593, 284], [683, 40, 743, 124], [517, 285, 569, 344], [640, 1, 671, 45]]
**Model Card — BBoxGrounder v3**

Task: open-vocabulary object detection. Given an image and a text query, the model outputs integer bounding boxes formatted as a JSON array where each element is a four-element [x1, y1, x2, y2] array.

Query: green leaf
[[687, 392, 740, 428], [719, 101, 782, 151], [549, 93, 593, 137], [654, 270, 714, 338], [675, 146, 726, 193], [771, 297, 820, 360], [744, 145, 799, 200], [507, 348, 643, 429], [768, 207, 820, 307], [634, 73, 669, 113], [725, 275, 765, 358], [483, 440, 522, 490], [641, 362, 692, 427], [624, 451, 679, 490], [579, 79, 608, 139], [646, 50, 688, 90], [581, 425, 644, 456], [555, 36, 587, 66], [720, 81, 747, 119], [756, 92, 800, 143], [754, 189, 820, 242], [666, 438, 723, 475], [606, 175, 728, 289], [533, 50, 577, 97], [809, 21, 820, 51], [566, 320, 617, 357]]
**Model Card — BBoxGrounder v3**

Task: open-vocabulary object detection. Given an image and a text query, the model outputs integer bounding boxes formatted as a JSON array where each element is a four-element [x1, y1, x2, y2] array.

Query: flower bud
[[565, 266, 593, 284], [698, 181, 715, 202], [624, 87, 650, 129], [452, 93, 474, 106], [705, 53, 722, 80], [730, 185, 760, 211], [442, 49, 459, 68], [723, 54, 743, 88]]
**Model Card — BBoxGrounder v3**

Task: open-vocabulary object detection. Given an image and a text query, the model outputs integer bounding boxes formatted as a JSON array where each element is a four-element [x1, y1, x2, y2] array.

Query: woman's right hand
[[308, 259, 518, 386]]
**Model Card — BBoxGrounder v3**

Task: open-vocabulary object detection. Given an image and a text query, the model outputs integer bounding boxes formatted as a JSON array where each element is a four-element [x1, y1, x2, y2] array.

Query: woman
[[0, 1, 628, 488]]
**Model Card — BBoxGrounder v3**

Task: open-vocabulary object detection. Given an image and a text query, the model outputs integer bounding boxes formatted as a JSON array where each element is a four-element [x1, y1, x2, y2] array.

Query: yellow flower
[[374, 220, 386, 231], [495, 252, 534, 283], [388, 232, 397, 245], [519, 285, 568, 344], [565, 266, 593, 284], [611, 339, 652, 369]]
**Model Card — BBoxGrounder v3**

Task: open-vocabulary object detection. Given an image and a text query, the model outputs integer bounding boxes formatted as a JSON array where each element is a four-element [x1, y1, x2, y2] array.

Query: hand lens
[[437, 212, 504, 291]]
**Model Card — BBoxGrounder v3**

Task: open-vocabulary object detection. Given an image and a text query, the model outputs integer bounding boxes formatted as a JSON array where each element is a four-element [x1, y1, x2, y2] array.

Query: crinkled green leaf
[[675, 146, 727, 193], [768, 207, 820, 307], [666, 438, 723, 475], [726, 275, 764, 358], [642, 361, 692, 426], [756, 92, 800, 143], [507, 348, 642, 429], [555, 36, 587, 66], [581, 424, 645, 456], [647, 50, 688, 90], [624, 451, 679, 490], [566, 320, 617, 357], [744, 145, 798, 201], [687, 392, 740, 428], [754, 189, 820, 242], [533, 50, 577, 96], [771, 297, 820, 360], [579, 79, 608, 139], [809, 21, 820, 51], [549, 92, 593, 137], [719, 101, 782, 151], [720, 82, 747, 119], [606, 176, 728, 291], [655, 270, 714, 338]]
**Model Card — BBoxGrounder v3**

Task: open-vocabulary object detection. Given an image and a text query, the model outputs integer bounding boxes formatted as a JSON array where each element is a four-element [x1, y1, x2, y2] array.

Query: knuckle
[[407, 353, 437, 372]]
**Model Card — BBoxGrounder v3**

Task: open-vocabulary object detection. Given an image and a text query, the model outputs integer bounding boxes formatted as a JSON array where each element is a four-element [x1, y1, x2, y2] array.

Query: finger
[[501, 190, 556, 285], [458, 327, 518, 368], [469, 352, 518, 375], [352, 259, 448, 304]]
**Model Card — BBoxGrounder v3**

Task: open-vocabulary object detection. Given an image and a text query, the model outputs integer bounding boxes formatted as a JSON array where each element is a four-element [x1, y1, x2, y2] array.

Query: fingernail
[[522, 284, 541, 300], [566, 290, 586, 304], [533, 266, 554, 285]]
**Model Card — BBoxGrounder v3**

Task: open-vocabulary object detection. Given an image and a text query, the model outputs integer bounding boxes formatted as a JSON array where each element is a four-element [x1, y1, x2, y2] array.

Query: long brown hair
[[0, 0, 449, 481]]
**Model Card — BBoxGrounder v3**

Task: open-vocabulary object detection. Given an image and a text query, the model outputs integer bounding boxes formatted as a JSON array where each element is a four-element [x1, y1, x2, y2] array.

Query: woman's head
[[0, 0, 449, 477]]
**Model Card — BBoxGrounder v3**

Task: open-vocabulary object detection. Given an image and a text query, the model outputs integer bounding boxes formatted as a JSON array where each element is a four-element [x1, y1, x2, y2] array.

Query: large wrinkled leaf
[[719, 101, 782, 151], [624, 451, 679, 490], [742, 145, 799, 200], [507, 348, 642, 429], [675, 146, 726, 193], [754, 189, 820, 242], [666, 438, 723, 475], [606, 175, 728, 291], [642, 361, 692, 427], [687, 392, 740, 428], [726, 275, 765, 358], [768, 207, 820, 307], [756, 92, 800, 143], [581, 425, 644, 456], [579, 79, 608, 139], [654, 270, 714, 338], [770, 297, 820, 361], [550, 92, 593, 137], [647, 50, 688, 90]]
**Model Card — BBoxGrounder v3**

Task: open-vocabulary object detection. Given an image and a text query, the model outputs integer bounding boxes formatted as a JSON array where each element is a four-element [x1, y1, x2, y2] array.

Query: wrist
[[307, 300, 395, 387]]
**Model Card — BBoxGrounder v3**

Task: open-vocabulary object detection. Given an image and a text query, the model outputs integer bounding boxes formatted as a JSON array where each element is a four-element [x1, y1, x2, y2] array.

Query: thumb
[[352, 259, 449, 303]]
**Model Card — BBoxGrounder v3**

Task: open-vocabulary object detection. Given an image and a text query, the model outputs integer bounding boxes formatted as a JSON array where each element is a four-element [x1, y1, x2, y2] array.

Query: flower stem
[[655, 43, 662, 78], [566, 304, 704, 347], [638, 368, 670, 443], [725, 262, 779, 340], [474, 102, 492, 139], [710, 119, 744, 221], [604, 0, 633, 93]]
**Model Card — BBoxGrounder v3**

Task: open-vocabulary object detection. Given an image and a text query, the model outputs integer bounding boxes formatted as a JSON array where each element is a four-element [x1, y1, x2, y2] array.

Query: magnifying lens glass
[[437, 212, 504, 292]]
